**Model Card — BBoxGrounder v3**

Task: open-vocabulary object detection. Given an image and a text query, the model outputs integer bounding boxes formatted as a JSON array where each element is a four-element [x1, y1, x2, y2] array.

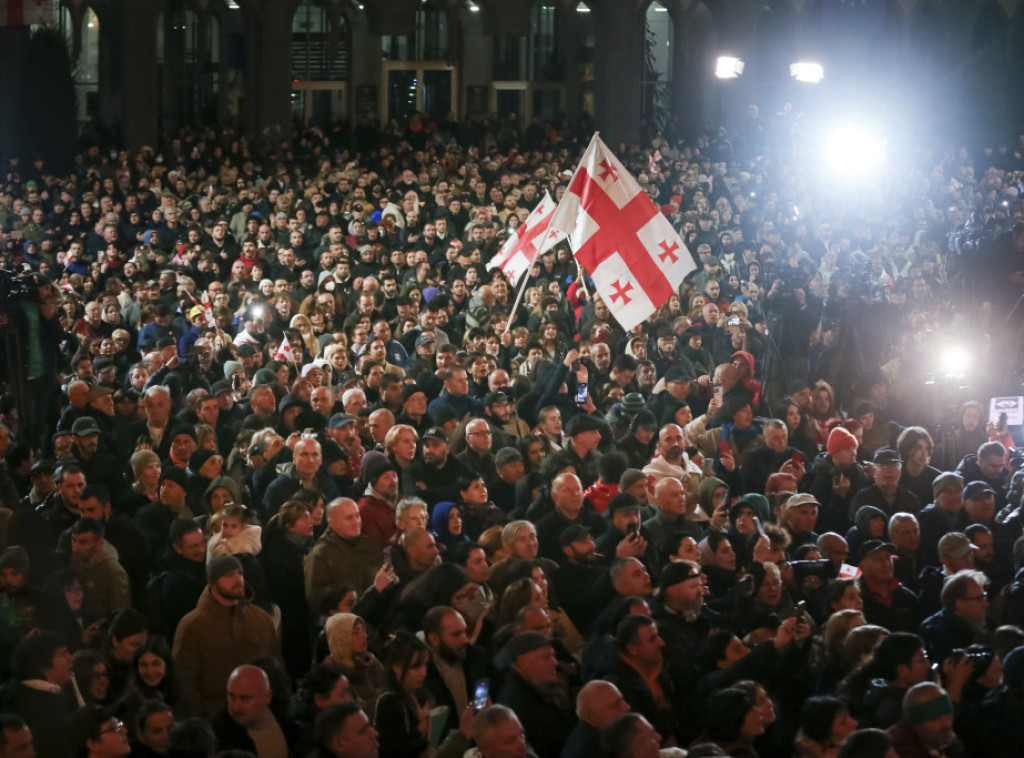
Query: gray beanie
[[224, 360, 243, 381], [207, 554, 243, 585]]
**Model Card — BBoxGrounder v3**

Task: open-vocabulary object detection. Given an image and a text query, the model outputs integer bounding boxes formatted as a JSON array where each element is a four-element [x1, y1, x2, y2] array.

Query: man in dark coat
[[421, 606, 491, 735], [918, 569, 990, 664], [400, 426, 474, 506], [607, 614, 677, 743], [9, 463, 86, 577], [857, 540, 921, 634], [146, 519, 208, 639], [496, 632, 576, 758], [136, 466, 194, 555]]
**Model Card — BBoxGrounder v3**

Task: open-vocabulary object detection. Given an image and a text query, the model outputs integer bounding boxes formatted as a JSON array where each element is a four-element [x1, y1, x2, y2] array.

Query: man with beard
[[481, 391, 515, 449], [642, 424, 704, 500], [422, 605, 491, 734], [401, 427, 474, 505], [648, 561, 731, 743], [552, 524, 615, 637], [173, 555, 278, 717]]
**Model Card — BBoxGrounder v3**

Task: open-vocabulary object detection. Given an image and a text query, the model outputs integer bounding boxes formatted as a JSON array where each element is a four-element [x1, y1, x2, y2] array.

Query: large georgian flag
[[487, 191, 564, 286], [546, 134, 695, 330]]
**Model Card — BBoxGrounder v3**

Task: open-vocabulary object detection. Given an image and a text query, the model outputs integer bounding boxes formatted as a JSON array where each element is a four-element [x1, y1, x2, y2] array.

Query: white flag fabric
[[546, 134, 696, 330], [274, 335, 297, 363], [487, 191, 563, 286]]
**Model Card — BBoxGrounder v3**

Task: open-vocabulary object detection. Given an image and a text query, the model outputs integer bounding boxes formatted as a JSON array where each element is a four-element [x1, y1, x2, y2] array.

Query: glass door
[[382, 62, 457, 123], [492, 82, 528, 120], [291, 82, 347, 125]]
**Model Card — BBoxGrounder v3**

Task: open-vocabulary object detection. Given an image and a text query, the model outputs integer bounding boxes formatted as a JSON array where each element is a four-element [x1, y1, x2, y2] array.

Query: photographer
[[0, 272, 65, 452]]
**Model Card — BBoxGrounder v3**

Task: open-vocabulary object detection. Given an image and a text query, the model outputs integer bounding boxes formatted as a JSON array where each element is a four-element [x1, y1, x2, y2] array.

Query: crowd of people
[[0, 108, 1024, 758]]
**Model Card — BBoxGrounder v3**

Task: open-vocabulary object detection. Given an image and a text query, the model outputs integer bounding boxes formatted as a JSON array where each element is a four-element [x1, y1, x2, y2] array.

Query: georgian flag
[[545, 134, 695, 331], [274, 335, 297, 363], [487, 191, 563, 286]]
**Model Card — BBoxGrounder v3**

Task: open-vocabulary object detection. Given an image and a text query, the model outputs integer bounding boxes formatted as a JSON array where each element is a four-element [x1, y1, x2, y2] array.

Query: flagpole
[[503, 270, 532, 336]]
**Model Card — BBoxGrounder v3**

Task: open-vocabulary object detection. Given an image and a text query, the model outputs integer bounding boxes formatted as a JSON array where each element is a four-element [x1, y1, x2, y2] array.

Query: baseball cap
[[659, 561, 702, 591], [855, 539, 896, 566], [964, 480, 996, 500], [71, 417, 102, 437], [938, 532, 977, 559], [422, 427, 448, 443], [607, 493, 641, 515], [328, 413, 356, 429], [872, 448, 902, 466], [783, 493, 820, 512]]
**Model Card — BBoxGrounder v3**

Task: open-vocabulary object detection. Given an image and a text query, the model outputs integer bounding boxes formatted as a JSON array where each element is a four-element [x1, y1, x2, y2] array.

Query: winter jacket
[[70, 548, 131, 618], [303, 528, 382, 609], [172, 586, 279, 716], [918, 607, 983, 664]]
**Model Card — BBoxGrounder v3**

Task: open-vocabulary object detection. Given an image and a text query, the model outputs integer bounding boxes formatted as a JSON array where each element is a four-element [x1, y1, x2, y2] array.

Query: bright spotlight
[[825, 127, 886, 178], [715, 57, 744, 79], [939, 346, 969, 375], [790, 62, 823, 83]]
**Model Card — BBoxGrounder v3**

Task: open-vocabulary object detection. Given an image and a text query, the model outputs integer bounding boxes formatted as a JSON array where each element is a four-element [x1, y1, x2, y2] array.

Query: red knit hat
[[827, 426, 859, 457]]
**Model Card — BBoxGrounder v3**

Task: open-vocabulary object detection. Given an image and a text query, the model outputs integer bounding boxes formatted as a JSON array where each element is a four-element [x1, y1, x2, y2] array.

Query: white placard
[[990, 396, 1024, 426]]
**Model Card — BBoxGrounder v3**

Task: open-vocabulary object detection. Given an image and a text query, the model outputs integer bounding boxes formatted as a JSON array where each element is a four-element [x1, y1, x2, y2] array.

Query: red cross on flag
[[547, 133, 695, 330], [0, 0, 50, 26], [486, 191, 563, 286], [274, 335, 297, 363]]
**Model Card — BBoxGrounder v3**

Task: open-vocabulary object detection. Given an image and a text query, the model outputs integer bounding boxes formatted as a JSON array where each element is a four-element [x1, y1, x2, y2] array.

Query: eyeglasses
[[101, 721, 126, 735], [468, 431, 492, 436], [961, 595, 988, 602]]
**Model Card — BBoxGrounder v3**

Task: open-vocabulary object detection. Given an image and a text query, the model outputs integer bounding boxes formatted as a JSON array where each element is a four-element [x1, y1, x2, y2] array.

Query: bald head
[[713, 363, 739, 392], [68, 380, 89, 408], [576, 680, 630, 730], [227, 665, 272, 727]]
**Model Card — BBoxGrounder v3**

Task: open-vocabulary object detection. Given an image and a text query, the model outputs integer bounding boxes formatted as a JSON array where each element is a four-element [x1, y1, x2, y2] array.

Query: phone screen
[[473, 679, 490, 711], [575, 383, 588, 404]]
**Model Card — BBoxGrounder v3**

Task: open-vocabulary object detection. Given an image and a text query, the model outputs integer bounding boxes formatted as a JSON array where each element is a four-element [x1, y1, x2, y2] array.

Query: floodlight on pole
[[715, 57, 744, 79], [790, 62, 823, 83]]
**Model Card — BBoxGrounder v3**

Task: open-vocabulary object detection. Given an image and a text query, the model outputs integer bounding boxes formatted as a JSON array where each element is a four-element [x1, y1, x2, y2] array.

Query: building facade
[[0, 0, 1022, 150]]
